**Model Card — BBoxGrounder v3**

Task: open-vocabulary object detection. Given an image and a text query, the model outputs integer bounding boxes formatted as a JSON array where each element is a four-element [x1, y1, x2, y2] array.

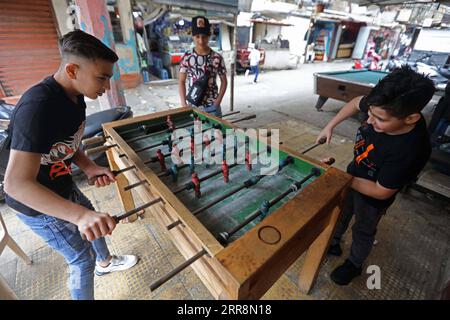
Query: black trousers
[[331, 189, 387, 267]]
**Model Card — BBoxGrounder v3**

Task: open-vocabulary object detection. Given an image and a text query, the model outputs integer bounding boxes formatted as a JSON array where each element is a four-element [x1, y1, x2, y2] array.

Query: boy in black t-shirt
[[316, 66, 435, 285], [4, 30, 138, 299]]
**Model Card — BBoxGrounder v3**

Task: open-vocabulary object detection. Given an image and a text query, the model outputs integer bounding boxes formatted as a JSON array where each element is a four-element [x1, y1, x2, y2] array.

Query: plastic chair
[[0, 212, 32, 299]]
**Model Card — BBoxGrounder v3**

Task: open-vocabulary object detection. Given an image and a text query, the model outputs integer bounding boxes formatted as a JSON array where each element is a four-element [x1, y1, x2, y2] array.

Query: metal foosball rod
[[85, 143, 118, 157], [113, 197, 163, 223], [217, 167, 322, 245], [301, 137, 327, 154], [149, 248, 208, 292], [82, 135, 112, 147], [122, 163, 191, 192], [221, 110, 240, 117], [120, 114, 196, 137]]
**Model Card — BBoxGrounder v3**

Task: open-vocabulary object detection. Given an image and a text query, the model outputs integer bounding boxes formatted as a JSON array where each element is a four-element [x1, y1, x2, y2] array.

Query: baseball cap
[[192, 16, 211, 36]]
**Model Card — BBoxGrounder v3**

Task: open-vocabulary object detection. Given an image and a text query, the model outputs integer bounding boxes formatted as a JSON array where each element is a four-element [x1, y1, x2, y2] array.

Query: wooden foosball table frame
[[100, 107, 352, 300]]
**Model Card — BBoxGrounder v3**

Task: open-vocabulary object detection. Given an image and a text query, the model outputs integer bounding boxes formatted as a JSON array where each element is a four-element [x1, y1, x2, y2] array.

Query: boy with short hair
[[4, 30, 138, 300], [178, 16, 227, 117], [317, 66, 435, 285]]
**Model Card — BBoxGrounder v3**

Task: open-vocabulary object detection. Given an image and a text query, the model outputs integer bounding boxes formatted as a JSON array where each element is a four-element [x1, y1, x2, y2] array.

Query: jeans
[[331, 189, 387, 268], [250, 65, 259, 82], [16, 186, 111, 300], [201, 104, 222, 117]]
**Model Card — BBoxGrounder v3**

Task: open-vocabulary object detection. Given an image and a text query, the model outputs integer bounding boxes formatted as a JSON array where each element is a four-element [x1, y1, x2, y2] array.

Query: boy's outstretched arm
[[316, 96, 364, 144], [351, 177, 398, 200]]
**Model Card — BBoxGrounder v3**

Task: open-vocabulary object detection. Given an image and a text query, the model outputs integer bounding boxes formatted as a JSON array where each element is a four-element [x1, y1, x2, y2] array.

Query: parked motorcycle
[[0, 99, 133, 201]]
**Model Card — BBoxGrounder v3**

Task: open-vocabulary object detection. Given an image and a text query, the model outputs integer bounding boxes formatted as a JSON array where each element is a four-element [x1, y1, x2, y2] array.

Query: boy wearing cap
[[178, 16, 227, 117]]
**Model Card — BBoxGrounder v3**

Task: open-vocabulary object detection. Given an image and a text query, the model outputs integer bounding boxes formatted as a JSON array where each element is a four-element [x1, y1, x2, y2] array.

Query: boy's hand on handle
[[316, 126, 333, 145], [85, 165, 116, 187], [77, 210, 117, 241]]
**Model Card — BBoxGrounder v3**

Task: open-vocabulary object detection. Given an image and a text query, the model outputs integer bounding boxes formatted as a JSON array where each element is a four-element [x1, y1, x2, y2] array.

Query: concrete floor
[[1, 61, 449, 300]]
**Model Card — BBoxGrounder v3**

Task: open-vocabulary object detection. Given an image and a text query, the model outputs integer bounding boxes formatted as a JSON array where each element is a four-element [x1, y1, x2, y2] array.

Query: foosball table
[[84, 107, 352, 299]]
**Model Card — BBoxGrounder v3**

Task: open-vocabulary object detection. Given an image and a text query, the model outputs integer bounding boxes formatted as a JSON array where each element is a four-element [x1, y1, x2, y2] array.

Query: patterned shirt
[[179, 49, 227, 106]]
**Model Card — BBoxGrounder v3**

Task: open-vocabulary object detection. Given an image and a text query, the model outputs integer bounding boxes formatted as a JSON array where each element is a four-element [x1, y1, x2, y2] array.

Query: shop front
[[134, 0, 238, 81]]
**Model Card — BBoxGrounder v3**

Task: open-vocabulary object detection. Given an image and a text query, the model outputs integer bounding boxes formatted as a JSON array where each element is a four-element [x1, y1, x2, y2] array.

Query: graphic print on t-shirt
[[41, 121, 85, 180], [354, 125, 377, 178]]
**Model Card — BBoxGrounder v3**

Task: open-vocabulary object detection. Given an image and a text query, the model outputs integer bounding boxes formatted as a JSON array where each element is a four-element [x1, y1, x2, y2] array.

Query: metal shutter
[[0, 0, 60, 97]]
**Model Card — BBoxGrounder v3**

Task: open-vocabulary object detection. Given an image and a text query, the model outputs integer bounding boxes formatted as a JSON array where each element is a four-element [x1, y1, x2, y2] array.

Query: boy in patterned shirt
[[178, 16, 227, 117]]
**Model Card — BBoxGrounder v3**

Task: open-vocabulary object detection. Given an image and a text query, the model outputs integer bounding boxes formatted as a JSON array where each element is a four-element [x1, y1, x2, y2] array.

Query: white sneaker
[[95, 255, 138, 276], [245, 69, 250, 77]]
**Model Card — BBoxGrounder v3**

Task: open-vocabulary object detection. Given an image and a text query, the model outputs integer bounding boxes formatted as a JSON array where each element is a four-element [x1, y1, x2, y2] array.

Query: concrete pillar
[[75, 0, 127, 109]]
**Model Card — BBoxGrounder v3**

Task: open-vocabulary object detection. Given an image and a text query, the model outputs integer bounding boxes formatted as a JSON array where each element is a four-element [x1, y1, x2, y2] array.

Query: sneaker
[[245, 69, 250, 77], [327, 243, 343, 256], [330, 259, 362, 286], [95, 255, 138, 276]]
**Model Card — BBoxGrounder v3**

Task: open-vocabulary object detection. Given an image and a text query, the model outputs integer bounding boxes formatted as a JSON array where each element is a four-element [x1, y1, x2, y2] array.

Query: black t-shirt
[[6, 76, 86, 216], [347, 97, 431, 209]]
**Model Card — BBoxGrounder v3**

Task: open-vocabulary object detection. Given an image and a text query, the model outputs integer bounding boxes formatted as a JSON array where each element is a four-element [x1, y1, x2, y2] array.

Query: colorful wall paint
[[116, 29, 140, 75], [75, 0, 126, 108]]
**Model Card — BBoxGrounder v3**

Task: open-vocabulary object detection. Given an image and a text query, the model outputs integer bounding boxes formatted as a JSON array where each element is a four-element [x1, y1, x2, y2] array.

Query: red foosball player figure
[[191, 172, 201, 198], [245, 150, 252, 171], [222, 160, 229, 183], [156, 149, 166, 171]]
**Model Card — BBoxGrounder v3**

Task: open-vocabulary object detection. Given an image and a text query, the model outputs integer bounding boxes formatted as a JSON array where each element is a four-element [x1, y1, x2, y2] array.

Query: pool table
[[313, 70, 389, 111]]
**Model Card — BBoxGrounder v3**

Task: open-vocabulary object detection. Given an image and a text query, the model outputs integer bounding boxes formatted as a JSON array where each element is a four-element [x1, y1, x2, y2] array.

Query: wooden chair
[[0, 212, 32, 299]]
